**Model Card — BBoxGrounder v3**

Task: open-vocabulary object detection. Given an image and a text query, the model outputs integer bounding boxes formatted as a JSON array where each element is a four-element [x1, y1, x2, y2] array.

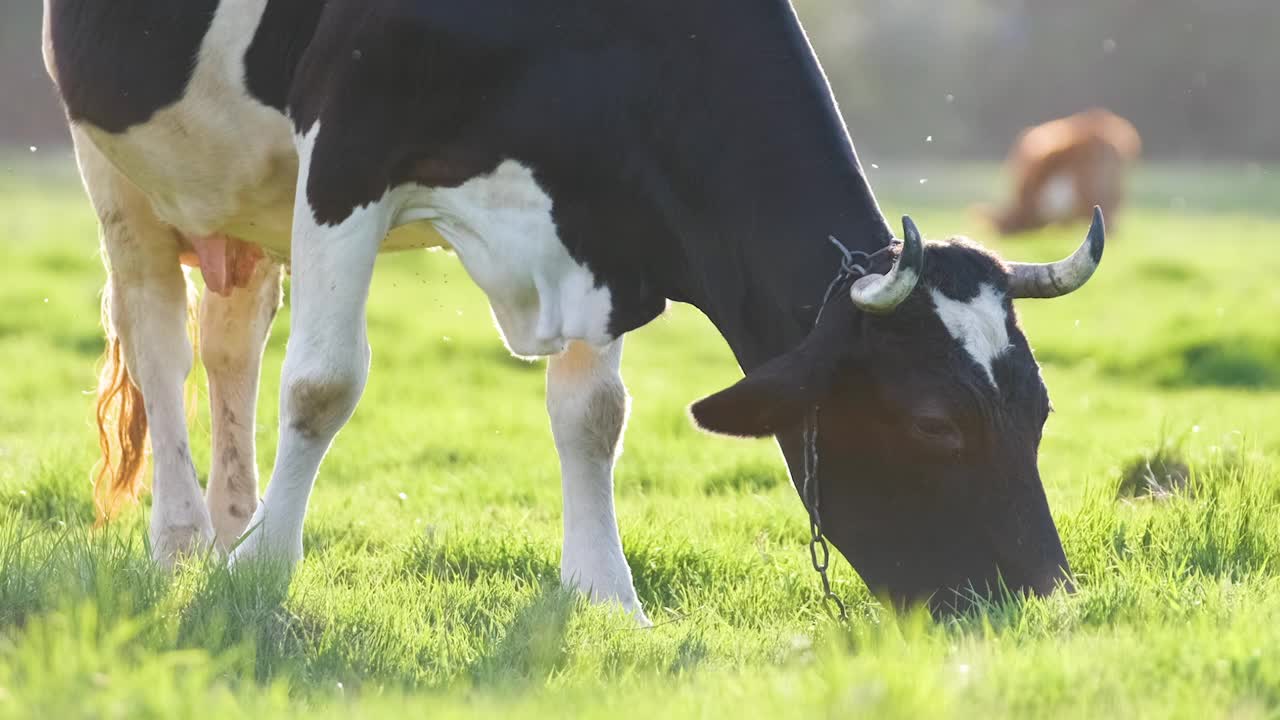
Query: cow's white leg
[[229, 166, 389, 568], [74, 132, 214, 565], [201, 259, 283, 550], [547, 340, 649, 624]]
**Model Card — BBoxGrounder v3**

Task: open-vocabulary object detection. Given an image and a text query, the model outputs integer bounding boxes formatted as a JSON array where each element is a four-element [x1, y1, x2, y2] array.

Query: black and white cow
[[43, 0, 1104, 618]]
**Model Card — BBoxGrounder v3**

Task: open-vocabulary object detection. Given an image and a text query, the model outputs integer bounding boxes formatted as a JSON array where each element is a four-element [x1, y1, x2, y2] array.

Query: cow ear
[[690, 321, 850, 438], [690, 363, 829, 437]]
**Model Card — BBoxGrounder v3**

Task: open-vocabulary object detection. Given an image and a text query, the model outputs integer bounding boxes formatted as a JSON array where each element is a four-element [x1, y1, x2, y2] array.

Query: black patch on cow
[[244, 0, 329, 111], [48, 0, 220, 133], [920, 238, 1010, 302]]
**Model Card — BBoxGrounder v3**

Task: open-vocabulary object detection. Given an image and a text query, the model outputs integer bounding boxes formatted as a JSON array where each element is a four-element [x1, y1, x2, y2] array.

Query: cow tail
[[92, 271, 201, 523], [92, 281, 148, 523]]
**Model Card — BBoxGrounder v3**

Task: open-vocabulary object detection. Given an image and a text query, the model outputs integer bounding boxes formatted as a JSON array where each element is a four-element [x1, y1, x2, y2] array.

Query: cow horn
[[850, 216, 925, 314], [1007, 207, 1106, 299]]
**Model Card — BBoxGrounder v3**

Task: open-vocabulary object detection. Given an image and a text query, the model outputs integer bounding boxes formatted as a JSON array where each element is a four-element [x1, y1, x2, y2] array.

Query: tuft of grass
[[1116, 428, 1192, 499], [0, 459, 95, 524]]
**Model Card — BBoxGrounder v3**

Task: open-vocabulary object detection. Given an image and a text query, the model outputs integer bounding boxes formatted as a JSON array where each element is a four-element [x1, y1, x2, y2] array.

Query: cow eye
[[914, 417, 953, 437], [909, 414, 964, 455]]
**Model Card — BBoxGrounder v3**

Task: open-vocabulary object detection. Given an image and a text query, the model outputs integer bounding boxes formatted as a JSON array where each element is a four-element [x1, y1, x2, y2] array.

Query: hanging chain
[[802, 406, 846, 621], [795, 236, 890, 622]]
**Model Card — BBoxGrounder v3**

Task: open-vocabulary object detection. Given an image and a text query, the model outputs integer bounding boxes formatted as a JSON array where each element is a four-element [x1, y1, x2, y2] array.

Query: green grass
[[2, 157, 1280, 718]]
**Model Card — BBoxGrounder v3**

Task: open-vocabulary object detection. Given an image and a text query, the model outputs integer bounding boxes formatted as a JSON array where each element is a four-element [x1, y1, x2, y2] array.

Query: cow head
[[692, 208, 1105, 613]]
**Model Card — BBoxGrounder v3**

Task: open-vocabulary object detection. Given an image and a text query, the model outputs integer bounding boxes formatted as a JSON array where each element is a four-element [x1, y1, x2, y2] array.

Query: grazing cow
[[981, 109, 1141, 236], [43, 0, 1105, 618]]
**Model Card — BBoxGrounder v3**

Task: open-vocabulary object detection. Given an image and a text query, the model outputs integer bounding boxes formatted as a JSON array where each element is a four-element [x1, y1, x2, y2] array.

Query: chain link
[[802, 408, 847, 621]]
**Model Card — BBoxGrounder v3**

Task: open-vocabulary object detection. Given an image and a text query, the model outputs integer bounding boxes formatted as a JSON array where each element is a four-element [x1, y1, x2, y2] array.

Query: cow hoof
[[226, 518, 303, 571], [563, 575, 650, 626], [587, 592, 652, 627], [226, 542, 302, 572], [208, 497, 258, 554], [150, 522, 214, 569], [627, 603, 654, 628]]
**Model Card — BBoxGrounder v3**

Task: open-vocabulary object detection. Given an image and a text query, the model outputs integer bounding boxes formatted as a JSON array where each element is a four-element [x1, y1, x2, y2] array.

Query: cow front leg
[[229, 160, 390, 569], [74, 131, 214, 565], [547, 340, 648, 624], [201, 258, 283, 551]]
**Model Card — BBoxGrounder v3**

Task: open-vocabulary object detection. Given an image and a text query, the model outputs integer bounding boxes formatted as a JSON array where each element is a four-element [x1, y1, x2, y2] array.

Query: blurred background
[[3, 0, 1279, 163]]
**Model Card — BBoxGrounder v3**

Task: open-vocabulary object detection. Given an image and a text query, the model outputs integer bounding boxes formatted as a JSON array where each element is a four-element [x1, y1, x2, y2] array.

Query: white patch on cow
[[1037, 173, 1077, 222], [929, 284, 1012, 386], [393, 161, 615, 357]]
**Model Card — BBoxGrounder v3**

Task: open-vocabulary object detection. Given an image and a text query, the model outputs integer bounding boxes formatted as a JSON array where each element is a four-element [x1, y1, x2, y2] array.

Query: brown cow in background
[[981, 109, 1141, 235]]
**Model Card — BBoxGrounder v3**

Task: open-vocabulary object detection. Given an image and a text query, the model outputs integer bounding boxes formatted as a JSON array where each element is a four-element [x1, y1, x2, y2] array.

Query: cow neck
[[687, 161, 894, 373], [645, 13, 895, 371]]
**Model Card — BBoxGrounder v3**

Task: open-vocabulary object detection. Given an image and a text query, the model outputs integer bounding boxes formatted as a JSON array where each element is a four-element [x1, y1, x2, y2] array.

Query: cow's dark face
[[809, 242, 1068, 612], [692, 212, 1105, 613]]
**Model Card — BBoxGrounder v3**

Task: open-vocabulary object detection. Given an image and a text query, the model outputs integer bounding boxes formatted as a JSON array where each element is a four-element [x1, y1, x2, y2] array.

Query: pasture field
[[1, 158, 1279, 718]]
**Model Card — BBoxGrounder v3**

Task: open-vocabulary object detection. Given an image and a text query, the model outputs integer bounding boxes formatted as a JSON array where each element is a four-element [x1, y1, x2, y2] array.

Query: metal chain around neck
[[802, 406, 846, 621], [799, 236, 892, 622]]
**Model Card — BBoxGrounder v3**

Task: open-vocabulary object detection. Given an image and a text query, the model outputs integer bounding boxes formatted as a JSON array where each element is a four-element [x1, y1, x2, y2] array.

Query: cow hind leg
[[108, 267, 213, 566], [547, 340, 648, 625], [201, 259, 283, 550], [75, 134, 214, 565]]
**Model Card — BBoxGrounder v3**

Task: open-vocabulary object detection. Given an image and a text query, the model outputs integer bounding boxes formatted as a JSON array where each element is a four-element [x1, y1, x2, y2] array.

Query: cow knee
[[588, 378, 628, 447], [548, 346, 628, 459], [282, 360, 367, 439], [564, 379, 627, 452]]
